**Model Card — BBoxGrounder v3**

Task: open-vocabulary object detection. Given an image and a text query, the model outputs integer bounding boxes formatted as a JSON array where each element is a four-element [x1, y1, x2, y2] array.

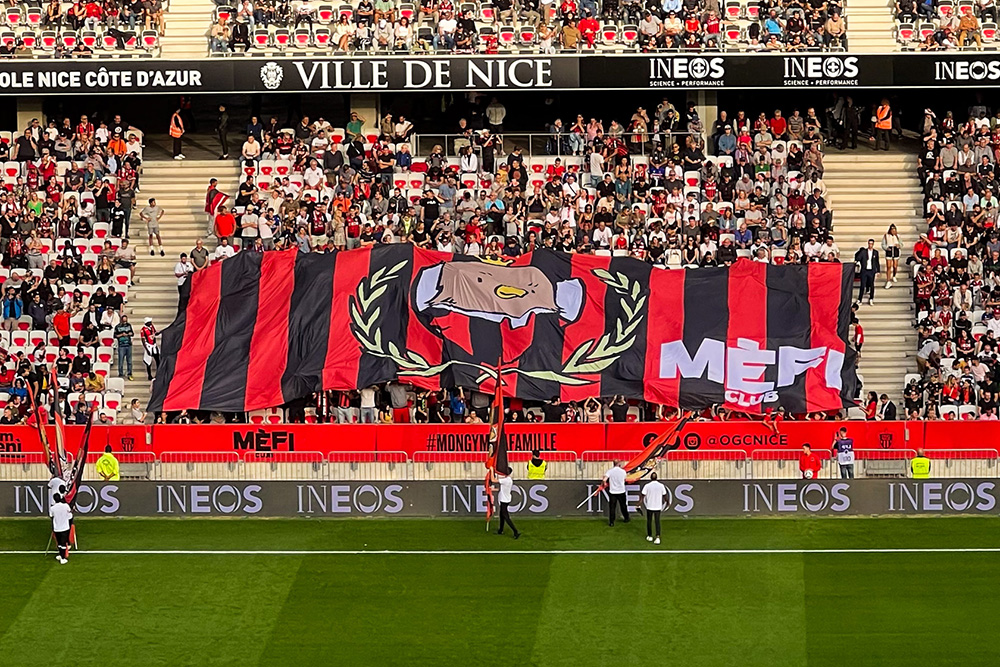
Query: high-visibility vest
[[527, 460, 547, 479], [169, 115, 184, 138], [95, 453, 120, 481], [875, 105, 892, 130], [911, 456, 931, 479]]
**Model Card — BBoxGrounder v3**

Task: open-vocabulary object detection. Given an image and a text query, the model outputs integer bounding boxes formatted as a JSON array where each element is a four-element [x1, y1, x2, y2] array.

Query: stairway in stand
[[824, 150, 922, 404], [842, 0, 898, 51], [125, 159, 241, 412], [161, 0, 214, 58]]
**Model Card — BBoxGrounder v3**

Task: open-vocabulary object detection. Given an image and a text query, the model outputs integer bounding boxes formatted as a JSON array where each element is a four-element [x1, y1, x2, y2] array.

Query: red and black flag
[[575, 412, 692, 509], [149, 247, 857, 414], [483, 369, 507, 525]]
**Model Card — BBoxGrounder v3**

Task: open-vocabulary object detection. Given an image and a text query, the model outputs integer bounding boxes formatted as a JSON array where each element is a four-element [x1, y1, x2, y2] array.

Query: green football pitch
[[1, 517, 999, 666]]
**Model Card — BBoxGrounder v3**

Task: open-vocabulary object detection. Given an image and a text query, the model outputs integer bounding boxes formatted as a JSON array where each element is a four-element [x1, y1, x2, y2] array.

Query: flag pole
[[576, 410, 693, 509], [484, 357, 503, 533]]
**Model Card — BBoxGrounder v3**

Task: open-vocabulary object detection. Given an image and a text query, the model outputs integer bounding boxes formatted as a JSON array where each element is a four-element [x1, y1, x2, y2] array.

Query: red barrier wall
[[0, 425, 147, 455], [606, 420, 919, 453], [151, 424, 377, 455], [0, 421, 980, 457], [376, 423, 602, 456]]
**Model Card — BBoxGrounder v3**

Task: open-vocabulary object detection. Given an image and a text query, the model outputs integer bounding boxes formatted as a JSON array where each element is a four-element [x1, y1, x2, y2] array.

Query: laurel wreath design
[[349, 262, 645, 387]]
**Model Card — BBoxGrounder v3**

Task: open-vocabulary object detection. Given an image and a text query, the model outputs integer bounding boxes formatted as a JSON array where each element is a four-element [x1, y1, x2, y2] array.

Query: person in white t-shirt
[[641, 472, 666, 545], [359, 385, 377, 423], [494, 466, 520, 539], [49, 493, 73, 564], [603, 460, 629, 526], [214, 238, 235, 261]]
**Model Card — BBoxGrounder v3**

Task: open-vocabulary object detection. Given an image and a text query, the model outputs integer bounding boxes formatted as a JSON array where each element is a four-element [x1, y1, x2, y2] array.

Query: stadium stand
[[894, 0, 998, 49], [136, 100, 883, 425], [0, 0, 164, 57], [206, 0, 849, 54], [910, 105, 1000, 420], [0, 113, 148, 423]]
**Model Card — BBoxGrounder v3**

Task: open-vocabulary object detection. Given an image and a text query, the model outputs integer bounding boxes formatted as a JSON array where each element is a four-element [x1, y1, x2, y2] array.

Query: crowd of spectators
[[208, 0, 848, 53], [148, 95, 877, 426], [908, 104, 1000, 420], [896, 0, 997, 49], [200, 99, 840, 269], [0, 112, 149, 424], [0, 0, 163, 57]]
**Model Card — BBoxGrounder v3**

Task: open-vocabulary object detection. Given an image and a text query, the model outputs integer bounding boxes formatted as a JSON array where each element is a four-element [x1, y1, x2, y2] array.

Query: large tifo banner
[[2, 480, 997, 517], [148, 247, 856, 415]]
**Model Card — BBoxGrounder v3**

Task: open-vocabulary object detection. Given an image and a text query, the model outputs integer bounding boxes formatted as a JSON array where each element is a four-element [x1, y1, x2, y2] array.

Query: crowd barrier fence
[[3, 448, 994, 482]]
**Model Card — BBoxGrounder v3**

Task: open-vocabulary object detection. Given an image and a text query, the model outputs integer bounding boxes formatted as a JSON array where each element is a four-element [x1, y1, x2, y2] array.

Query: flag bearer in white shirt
[[641, 472, 667, 545], [603, 460, 629, 526], [495, 467, 520, 539], [49, 493, 73, 564]]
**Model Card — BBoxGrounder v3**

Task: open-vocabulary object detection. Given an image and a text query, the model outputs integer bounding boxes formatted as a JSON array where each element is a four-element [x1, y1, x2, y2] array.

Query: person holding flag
[[495, 466, 520, 539], [484, 363, 511, 535], [49, 493, 73, 565]]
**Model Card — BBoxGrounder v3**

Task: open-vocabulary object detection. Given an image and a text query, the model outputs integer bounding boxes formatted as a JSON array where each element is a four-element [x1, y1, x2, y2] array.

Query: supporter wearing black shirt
[[71, 351, 91, 375], [541, 397, 563, 422]]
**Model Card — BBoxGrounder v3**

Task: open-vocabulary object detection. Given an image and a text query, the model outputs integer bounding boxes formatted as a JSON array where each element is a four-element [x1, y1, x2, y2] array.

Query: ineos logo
[[156, 484, 263, 514]]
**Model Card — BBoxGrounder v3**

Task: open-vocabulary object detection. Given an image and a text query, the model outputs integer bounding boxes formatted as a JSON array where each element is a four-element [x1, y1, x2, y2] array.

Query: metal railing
[[2, 449, 998, 482]]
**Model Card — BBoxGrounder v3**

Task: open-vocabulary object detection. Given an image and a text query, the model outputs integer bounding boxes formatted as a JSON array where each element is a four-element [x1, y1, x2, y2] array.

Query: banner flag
[[149, 247, 857, 414]]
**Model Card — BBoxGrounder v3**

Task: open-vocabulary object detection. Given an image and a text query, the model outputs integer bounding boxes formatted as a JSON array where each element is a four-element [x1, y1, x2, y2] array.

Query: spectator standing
[[174, 253, 194, 312], [190, 239, 210, 271], [854, 239, 880, 305], [832, 427, 855, 479], [217, 105, 230, 160], [877, 394, 897, 420], [359, 385, 377, 423], [486, 97, 506, 133], [114, 314, 133, 380], [387, 381, 410, 423], [140, 317, 159, 381], [140, 197, 166, 257]]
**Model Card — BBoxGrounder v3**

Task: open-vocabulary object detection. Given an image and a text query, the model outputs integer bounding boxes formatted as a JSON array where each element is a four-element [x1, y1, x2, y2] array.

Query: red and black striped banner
[[148, 246, 857, 415]]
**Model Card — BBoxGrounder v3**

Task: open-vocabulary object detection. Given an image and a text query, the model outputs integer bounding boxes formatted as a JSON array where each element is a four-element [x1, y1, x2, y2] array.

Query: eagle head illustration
[[414, 262, 584, 328]]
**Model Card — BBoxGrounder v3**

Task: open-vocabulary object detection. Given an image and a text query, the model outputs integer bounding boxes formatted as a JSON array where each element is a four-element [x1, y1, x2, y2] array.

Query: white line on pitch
[[1, 548, 999, 555]]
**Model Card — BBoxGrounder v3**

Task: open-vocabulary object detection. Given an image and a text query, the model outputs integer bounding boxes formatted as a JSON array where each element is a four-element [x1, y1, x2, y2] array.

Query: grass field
[[1, 516, 999, 666]]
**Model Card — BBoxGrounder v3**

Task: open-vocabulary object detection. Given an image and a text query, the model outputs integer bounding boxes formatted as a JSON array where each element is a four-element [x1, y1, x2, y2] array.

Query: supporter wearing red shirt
[[546, 159, 565, 181], [912, 234, 932, 262], [214, 206, 237, 239], [769, 110, 787, 138], [53, 308, 72, 347], [799, 444, 822, 479], [579, 11, 598, 46]]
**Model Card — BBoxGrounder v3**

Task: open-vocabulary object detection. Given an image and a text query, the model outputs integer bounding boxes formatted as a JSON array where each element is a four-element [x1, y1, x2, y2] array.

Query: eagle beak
[[494, 285, 528, 299]]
